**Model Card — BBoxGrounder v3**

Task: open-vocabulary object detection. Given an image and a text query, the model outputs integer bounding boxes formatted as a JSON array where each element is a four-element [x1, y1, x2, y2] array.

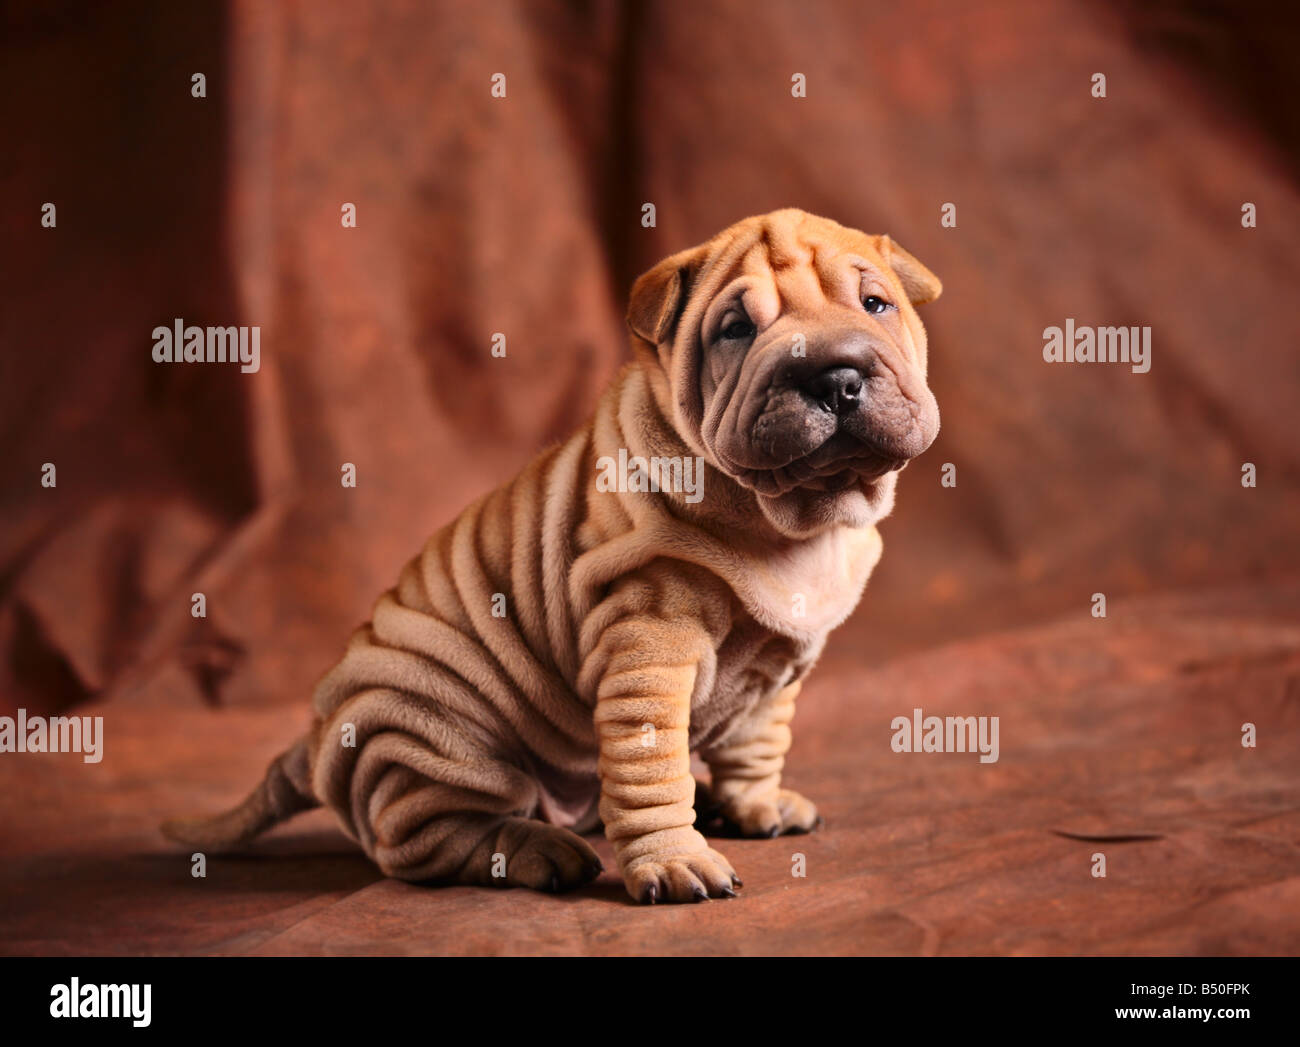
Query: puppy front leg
[[701, 681, 821, 837], [592, 617, 739, 904]]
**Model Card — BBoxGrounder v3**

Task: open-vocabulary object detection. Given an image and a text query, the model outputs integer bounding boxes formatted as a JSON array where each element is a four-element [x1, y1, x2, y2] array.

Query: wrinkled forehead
[[692, 217, 893, 325]]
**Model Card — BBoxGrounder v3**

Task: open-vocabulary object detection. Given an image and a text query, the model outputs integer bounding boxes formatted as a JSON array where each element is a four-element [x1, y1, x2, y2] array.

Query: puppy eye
[[719, 318, 756, 341], [862, 295, 891, 315]]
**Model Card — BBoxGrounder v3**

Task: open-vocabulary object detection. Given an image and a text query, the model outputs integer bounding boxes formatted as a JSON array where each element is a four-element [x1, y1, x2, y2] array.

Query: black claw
[[692, 886, 708, 902], [732, 874, 744, 888], [767, 825, 781, 838], [815, 815, 826, 831], [643, 883, 658, 905], [721, 886, 737, 898]]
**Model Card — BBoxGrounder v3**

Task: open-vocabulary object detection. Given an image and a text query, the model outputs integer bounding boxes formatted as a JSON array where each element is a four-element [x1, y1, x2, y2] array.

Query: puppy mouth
[[732, 431, 907, 498], [711, 361, 938, 500]]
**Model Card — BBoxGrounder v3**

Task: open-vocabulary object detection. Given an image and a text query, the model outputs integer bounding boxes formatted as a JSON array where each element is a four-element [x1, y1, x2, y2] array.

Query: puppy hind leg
[[314, 691, 602, 892], [463, 815, 604, 892], [364, 761, 602, 891], [373, 807, 603, 891]]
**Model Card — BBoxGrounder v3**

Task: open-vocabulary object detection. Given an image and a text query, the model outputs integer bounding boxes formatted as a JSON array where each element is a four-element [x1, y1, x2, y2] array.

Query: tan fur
[[163, 209, 941, 903]]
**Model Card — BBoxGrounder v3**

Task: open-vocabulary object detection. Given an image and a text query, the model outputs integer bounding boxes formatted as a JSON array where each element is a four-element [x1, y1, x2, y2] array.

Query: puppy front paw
[[623, 836, 741, 903], [718, 787, 821, 838]]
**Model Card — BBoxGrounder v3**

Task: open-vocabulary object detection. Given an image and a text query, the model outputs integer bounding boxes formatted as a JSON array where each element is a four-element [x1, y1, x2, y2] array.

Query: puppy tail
[[161, 737, 319, 852]]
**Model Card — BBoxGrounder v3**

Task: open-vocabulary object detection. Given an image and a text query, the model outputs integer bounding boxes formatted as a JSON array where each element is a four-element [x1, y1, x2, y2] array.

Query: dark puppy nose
[[803, 365, 864, 415]]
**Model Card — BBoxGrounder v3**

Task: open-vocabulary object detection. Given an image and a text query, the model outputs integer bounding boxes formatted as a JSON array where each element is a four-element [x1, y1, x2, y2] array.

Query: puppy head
[[627, 209, 942, 538]]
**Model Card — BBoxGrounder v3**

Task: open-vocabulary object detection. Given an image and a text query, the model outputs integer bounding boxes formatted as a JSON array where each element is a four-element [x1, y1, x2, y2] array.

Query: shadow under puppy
[[163, 209, 942, 904]]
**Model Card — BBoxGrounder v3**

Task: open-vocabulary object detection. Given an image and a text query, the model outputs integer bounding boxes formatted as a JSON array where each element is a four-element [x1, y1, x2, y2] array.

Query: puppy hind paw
[[493, 820, 604, 892]]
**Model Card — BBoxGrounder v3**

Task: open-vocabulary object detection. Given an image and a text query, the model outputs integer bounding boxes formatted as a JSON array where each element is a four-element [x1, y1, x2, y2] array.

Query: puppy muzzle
[[733, 329, 938, 480]]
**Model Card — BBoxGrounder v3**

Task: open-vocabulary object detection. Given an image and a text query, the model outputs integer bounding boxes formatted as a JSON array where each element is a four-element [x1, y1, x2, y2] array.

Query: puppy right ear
[[627, 249, 699, 346], [876, 235, 942, 306]]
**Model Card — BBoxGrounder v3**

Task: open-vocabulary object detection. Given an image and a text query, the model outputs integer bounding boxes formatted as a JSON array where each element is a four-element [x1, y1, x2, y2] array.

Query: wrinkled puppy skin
[[162, 209, 942, 904]]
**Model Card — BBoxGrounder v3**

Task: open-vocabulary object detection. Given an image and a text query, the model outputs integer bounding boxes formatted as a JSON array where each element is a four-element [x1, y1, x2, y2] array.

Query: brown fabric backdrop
[[2, 0, 1298, 955]]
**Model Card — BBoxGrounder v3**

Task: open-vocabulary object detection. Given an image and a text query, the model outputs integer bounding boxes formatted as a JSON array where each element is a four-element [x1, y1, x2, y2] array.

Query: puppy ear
[[877, 234, 942, 306], [627, 249, 698, 346]]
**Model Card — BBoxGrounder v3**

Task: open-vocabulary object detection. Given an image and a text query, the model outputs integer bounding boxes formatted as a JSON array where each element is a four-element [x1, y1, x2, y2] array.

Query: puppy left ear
[[877, 235, 942, 306], [627, 248, 700, 346]]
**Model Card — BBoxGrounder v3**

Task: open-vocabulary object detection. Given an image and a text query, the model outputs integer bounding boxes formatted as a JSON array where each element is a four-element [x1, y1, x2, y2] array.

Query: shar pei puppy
[[163, 209, 942, 904]]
